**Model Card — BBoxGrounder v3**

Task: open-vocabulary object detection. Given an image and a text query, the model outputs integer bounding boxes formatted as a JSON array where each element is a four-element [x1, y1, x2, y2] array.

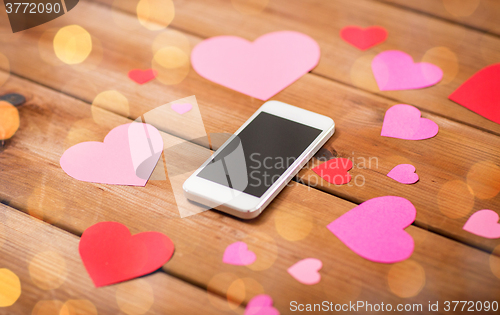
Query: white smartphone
[[183, 100, 335, 219]]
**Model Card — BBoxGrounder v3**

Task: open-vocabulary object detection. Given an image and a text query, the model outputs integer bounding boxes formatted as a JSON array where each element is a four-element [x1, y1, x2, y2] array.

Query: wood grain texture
[[0, 74, 499, 312], [378, 0, 500, 34], [0, 203, 243, 315], [0, 1, 498, 252]]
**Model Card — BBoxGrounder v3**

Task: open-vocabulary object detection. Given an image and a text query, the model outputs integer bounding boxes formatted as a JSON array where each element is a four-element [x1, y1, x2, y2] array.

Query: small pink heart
[[245, 294, 280, 315], [463, 210, 500, 239], [381, 104, 439, 140], [387, 164, 419, 184], [128, 69, 158, 84], [60, 123, 163, 186], [223, 242, 256, 266], [287, 258, 322, 285], [327, 196, 416, 263], [372, 50, 443, 91], [171, 103, 192, 115]]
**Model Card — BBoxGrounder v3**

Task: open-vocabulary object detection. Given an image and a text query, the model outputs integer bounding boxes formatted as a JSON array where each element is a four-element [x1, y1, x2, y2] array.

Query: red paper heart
[[449, 64, 500, 124], [79, 222, 174, 287], [312, 158, 352, 185], [128, 69, 158, 84], [340, 26, 388, 50]]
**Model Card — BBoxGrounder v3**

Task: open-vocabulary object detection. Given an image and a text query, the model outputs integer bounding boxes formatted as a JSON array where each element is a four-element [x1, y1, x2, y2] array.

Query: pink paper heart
[[463, 210, 500, 239], [245, 294, 280, 315], [387, 164, 419, 184], [223, 242, 256, 266], [372, 50, 443, 91], [171, 103, 192, 115], [191, 31, 320, 100], [381, 104, 439, 140], [327, 196, 416, 263], [60, 123, 163, 186], [287, 258, 322, 285]]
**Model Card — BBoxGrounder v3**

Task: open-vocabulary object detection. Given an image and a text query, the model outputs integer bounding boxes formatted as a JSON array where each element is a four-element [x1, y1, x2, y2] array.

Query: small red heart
[[312, 158, 352, 185], [128, 69, 158, 84], [79, 222, 174, 287], [449, 64, 500, 125], [340, 26, 388, 50]]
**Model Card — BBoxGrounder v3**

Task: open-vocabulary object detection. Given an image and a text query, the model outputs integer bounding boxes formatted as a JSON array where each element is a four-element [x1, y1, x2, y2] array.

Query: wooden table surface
[[1, 0, 499, 314]]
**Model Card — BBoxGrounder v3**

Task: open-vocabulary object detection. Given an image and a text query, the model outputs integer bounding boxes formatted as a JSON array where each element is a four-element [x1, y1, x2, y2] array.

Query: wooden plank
[[0, 203, 242, 315], [377, 0, 500, 34], [98, 0, 500, 134], [0, 1, 498, 251], [1, 73, 499, 312]]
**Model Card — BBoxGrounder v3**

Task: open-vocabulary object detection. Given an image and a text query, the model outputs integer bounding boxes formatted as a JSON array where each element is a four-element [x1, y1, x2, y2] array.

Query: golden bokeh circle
[[152, 46, 190, 85], [60, 300, 98, 315], [231, 0, 269, 15], [32, 300, 64, 315], [0, 101, 20, 140], [387, 259, 426, 298], [467, 161, 500, 199], [53, 25, 93, 65], [0, 52, 10, 87], [152, 30, 190, 55], [226, 277, 264, 310], [242, 232, 278, 271], [437, 180, 474, 219], [422, 47, 459, 85], [490, 245, 500, 280], [206, 272, 241, 311], [28, 251, 67, 290], [137, 0, 175, 31], [274, 207, 313, 241], [349, 54, 379, 92], [0, 268, 21, 307], [116, 279, 154, 315], [442, 0, 480, 17], [91, 90, 130, 125]]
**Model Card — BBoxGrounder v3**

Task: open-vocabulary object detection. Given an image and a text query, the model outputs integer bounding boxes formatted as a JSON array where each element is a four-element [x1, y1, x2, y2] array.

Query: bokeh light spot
[[53, 25, 92, 65], [388, 260, 426, 298], [274, 207, 313, 241], [206, 273, 241, 311], [0, 101, 20, 140], [0, 52, 10, 87], [60, 300, 98, 315], [152, 46, 190, 85], [422, 47, 459, 85], [32, 300, 64, 315], [0, 268, 21, 307], [91, 90, 129, 125], [231, 0, 269, 15], [349, 54, 379, 92], [116, 279, 154, 315], [243, 232, 278, 271], [467, 161, 500, 199], [137, 0, 175, 31], [29, 251, 67, 290], [152, 30, 190, 55], [442, 0, 480, 17], [226, 277, 264, 309], [490, 245, 500, 280], [438, 180, 474, 219]]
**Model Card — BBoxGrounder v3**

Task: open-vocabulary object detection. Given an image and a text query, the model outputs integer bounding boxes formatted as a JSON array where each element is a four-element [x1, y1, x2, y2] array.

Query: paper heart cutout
[[223, 242, 256, 266], [449, 64, 500, 124], [387, 164, 419, 184], [381, 104, 438, 140], [463, 210, 500, 239], [171, 103, 192, 115], [128, 69, 158, 84], [6, 0, 79, 33], [340, 26, 387, 50], [191, 31, 320, 100], [287, 258, 322, 285], [327, 196, 416, 263], [312, 158, 352, 185], [0, 101, 20, 140], [60, 123, 164, 186], [79, 222, 175, 287], [372, 50, 443, 91], [245, 294, 280, 315]]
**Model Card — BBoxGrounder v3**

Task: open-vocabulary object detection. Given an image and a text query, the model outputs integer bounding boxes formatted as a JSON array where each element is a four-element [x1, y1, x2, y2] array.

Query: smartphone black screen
[[197, 112, 322, 197]]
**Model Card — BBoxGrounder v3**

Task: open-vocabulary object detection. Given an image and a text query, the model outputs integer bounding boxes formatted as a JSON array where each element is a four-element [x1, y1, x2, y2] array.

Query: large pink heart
[[191, 31, 320, 100], [372, 50, 443, 91], [327, 196, 416, 263], [381, 104, 439, 140], [60, 123, 163, 186]]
